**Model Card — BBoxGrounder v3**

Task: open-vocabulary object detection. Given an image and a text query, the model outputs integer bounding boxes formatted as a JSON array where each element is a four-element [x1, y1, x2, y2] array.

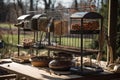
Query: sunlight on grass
[[56, 37, 93, 48], [0, 23, 15, 28]]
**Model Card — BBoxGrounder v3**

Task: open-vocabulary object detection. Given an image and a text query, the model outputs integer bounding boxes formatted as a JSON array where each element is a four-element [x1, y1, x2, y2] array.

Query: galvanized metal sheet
[[32, 14, 42, 19], [70, 12, 88, 18], [17, 14, 31, 20]]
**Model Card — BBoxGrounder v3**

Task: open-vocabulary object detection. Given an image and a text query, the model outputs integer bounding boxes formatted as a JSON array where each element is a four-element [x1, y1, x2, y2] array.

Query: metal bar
[[80, 18, 83, 72], [18, 27, 20, 56]]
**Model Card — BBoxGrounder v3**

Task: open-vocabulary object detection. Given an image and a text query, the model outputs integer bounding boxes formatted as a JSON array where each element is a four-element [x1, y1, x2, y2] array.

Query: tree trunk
[[30, 0, 34, 11], [43, 0, 51, 12], [107, 0, 118, 64], [75, 0, 78, 10], [17, 0, 25, 14]]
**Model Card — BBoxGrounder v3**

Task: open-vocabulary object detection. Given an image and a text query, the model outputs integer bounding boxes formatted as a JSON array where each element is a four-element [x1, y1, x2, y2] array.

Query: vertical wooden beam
[[107, 0, 118, 63]]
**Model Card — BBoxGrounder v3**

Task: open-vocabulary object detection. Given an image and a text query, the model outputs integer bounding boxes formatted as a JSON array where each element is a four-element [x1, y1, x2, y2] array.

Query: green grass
[[1, 33, 36, 54], [0, 23, 15, 28], [3, 34, 18, 45], [55, 37, 93, 48], [0, 23, 99, 58], [2, 34, 36, 45]]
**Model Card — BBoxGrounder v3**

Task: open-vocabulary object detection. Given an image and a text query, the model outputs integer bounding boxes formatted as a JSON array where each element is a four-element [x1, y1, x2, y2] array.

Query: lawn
[[54, 36, 94, 49], [0, 23, 96, 49], [0, 23, 99, 58], [0, 23, 15, 28]]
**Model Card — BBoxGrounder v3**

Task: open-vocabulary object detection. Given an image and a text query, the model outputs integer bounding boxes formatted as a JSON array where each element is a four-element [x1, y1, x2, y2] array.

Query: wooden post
[[107, 0, 118, 64]]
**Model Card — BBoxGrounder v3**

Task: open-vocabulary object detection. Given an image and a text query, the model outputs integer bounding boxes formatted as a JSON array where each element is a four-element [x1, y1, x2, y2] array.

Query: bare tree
[[75, 0, 78, 10], [51, 0, 56, 10], [17, 0, 25, 14], [42, 0, 52, 12], [30, 0, 34, 11], [0, 0, 7, 22], [35, 0, 39, 11], [6, 3, 18, 23]]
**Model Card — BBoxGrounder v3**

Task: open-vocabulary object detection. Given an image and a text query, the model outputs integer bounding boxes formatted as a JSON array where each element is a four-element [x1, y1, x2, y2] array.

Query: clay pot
[[30, 56, 52, 67], [49, 52, 73, 71], [49, 59, 72, 71]]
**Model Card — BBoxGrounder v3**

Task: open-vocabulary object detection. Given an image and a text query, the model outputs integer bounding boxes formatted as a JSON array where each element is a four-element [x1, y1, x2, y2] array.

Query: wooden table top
[[1, 59, 120, 80], [0, 59, 82, 80]]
